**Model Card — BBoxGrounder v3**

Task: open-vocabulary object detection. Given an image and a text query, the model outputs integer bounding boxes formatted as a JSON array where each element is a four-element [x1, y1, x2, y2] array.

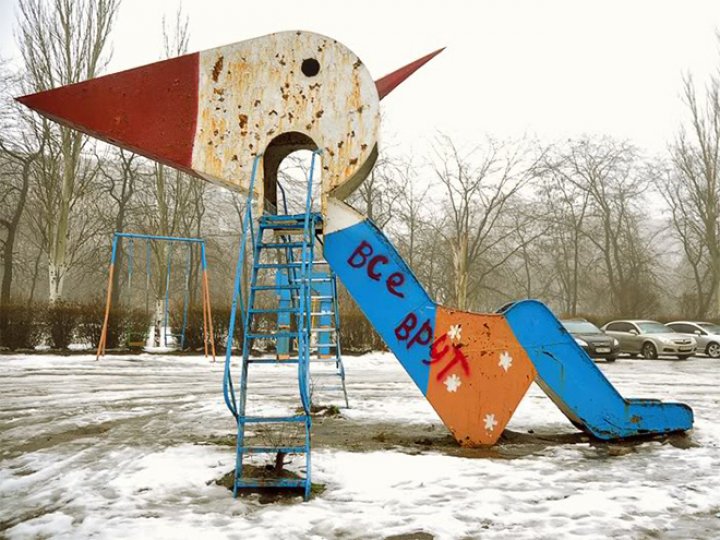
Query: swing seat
[[126, 332, 147, 349]]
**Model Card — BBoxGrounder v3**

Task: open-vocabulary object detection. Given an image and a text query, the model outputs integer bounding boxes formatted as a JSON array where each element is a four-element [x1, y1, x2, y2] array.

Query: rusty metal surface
[[16, 31, 446, 212], [192, 31, 380, 207]]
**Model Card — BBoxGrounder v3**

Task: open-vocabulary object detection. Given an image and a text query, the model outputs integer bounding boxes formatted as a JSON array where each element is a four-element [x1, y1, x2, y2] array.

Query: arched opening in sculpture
[[262, 131, 318, 213]]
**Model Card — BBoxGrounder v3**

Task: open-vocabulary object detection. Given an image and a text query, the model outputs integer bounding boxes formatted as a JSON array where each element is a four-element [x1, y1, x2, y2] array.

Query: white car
[[666, 321, 720, 359]]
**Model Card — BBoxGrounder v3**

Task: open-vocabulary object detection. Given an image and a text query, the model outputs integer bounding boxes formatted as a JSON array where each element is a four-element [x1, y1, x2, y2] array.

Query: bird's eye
[[301, 58, 320, 77]]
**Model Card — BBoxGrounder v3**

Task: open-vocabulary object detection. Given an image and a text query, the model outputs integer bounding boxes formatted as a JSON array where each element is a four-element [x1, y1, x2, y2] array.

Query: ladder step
[[252, 285, 302, 291], [247, 332, 298, 339], [311, 295, 333, 300], [248, 358, 299, 364], [235, 478, 308, 489], [298, 277, 333, 283], [239, 415, 309, 424], [260, 242, 306, 249], [249, 307, 302, 314], [261, 213, 322, 223], [241, 446, 307, 454], [310, 311, 334, 316], [255, 263, 304, 269], [310, 328, 335, 333], [261, 222, 305, 229], [261, 214, 303, 220]]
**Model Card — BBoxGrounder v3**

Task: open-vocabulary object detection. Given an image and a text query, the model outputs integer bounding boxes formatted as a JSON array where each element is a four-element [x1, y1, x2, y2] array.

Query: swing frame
[[96, 232, 216, 361]]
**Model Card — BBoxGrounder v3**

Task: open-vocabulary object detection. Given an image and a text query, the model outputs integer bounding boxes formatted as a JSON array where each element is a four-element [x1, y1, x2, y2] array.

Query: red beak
[[375, 47, 445, 100]]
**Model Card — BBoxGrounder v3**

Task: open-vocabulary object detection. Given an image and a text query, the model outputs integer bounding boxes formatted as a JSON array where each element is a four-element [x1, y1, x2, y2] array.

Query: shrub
[[0, 303, 42, 350], [339, 307, 385, 353], [122, 308, 149, 349], [172, 306, 205, 351], [75, 300, 106, 350], [73, 303, 149, 351], [211, 306, 237, 353], [44, 301, 81, 350]]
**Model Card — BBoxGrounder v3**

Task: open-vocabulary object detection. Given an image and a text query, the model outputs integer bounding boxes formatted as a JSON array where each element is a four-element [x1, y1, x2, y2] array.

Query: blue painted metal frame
[[222, 154, 263, 421], [127, 239, 134, 284], [180, 246, 192, 349], [500, 300, 693, 438], [109, 231, 208, 350], [227, 150, 321, 501], [163, 245, 173, 347]]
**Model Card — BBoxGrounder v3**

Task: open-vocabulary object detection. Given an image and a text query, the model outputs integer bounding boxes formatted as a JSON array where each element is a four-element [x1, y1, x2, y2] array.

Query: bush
[[72, 302, 149, 351], [167, 304, 244, 354], [210, 306, 237, 353], [0, 303, 42, 350], [75, 300, 106, 350], [339, 307, 385, 353], [121, 308, 149, 349], [173, 306, 205, 351], [44, 301, 81, 350]]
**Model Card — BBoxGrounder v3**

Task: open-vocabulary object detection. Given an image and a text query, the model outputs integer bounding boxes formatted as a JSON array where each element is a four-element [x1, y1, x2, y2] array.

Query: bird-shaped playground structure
[[18, 31, 693, 448]]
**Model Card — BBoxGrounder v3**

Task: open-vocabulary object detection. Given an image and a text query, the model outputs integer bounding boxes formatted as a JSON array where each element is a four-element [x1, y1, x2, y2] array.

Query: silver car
[[602, 320, 696, 360], [666, 321, 720, 359]]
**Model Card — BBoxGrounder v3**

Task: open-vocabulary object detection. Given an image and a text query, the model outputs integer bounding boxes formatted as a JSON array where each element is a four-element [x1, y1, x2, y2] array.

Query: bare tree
[[0, 131, 44, 306], [503, 200, 555, 302], [432, 135, 539, 311], [553, 138, 659, 316], [661, 75, 720, 318], [348, 152, 400, 229], [16, 0, 120, 303], [0, 59, 45, 305], [97, 148, 141, 312], [538, 145, 595, 315], [390, 159, 430, 270], [142, 6, 207, 345]]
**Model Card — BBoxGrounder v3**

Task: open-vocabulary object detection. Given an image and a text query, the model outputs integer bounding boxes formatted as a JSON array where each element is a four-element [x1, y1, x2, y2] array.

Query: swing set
[[96, 232, 216, 361]]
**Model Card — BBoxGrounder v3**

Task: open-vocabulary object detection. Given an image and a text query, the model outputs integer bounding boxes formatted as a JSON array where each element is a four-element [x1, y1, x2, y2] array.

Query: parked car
[[666, 321, 720, 359], [602, 320, 696, 360], [560, 319, 620, 361]]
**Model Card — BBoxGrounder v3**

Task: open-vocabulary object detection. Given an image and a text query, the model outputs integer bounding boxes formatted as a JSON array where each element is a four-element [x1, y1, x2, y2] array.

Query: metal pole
[[145, 240, 151, 320], [201, 242, 216, 362], [180, 245, 191, 349], [202, 256, 209, 359], [163, 245, 172, 347], [223, 154, 262, 421], [96, 234, 120, 360]]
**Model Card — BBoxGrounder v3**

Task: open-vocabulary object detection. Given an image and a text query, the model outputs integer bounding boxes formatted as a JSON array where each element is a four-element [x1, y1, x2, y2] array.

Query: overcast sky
[[1, 0, 719, 156]]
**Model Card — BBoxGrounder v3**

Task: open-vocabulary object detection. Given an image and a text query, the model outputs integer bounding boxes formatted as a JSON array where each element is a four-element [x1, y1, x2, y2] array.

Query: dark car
[[561, 319, 620, 362]]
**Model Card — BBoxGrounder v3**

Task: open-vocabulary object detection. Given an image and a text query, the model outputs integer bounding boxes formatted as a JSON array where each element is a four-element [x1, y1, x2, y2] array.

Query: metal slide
[[16, 29, 694, 448], [323, 198, 693, 446]]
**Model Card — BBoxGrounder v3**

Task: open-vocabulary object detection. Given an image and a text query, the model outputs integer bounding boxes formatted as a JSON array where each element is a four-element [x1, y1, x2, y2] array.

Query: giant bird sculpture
[[18, 31, 693, 448]]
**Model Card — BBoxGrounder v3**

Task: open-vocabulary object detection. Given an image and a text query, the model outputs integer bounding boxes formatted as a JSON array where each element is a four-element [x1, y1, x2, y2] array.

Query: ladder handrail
[[223, 154, 263, 419], [277, 179, 290, 215], [231, 150, 322, 502], [297, 150, 322, 415]]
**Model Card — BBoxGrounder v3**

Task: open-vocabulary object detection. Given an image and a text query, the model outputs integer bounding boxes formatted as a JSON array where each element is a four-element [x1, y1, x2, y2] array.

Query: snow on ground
[[0, 352, 719, 539]]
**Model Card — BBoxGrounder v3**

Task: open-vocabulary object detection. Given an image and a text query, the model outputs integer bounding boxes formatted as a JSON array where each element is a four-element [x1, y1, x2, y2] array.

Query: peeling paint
[[191, 31, 380, 202]]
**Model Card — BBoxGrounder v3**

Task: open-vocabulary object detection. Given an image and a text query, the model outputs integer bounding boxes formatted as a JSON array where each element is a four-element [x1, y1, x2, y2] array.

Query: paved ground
[[0, 353, 718, 539]]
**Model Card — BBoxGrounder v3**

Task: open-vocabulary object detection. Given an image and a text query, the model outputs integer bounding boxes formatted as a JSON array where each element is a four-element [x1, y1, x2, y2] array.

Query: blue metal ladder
[[223, 151, 322, 501], [307, 263, 349, 408], [276, 258, 348, 408]]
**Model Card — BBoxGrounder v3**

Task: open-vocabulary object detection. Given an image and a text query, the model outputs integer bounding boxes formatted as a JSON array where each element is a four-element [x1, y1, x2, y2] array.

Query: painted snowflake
[[448, 324, 462, 342], [498, 351, 513, 372], [484, 413, 498, 431], [444, 373, 462, 392]]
